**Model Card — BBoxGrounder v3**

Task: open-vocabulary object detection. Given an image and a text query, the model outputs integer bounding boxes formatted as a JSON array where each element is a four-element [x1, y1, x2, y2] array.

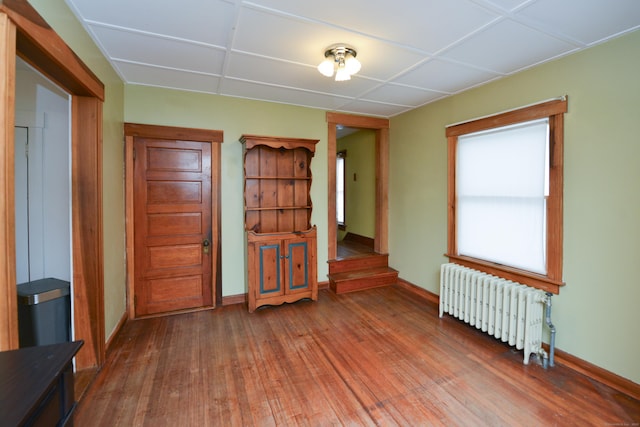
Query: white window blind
[[456, 118, 549, 274]]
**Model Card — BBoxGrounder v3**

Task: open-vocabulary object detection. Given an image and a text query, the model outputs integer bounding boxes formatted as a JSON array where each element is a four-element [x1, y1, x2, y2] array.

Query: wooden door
[[285, 237, 311, 294], [253, 239, 285, 300], [133, 138, 212, 316]]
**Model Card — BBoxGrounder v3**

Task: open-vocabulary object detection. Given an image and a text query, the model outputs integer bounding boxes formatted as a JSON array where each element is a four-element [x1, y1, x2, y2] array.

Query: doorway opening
[[0, 1, 105, 372], [335, 127, 376, 258], [326, 112, 389, 260], [326, 113, 397, 293], [15, 57, 72, 347]]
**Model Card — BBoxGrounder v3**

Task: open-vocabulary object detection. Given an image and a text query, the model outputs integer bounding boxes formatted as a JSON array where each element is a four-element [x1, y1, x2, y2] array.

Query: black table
[[0, 341, 83, 426]]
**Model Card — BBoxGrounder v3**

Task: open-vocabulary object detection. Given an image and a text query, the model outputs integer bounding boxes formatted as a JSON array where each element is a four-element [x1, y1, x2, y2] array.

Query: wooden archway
[[0, 0, 105, 370]]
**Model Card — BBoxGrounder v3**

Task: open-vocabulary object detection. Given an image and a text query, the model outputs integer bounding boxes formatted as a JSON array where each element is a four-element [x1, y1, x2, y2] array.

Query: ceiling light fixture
[[317, 45, 361, 81]]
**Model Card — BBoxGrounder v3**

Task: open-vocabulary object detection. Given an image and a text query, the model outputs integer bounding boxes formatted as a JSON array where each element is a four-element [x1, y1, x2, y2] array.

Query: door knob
[[203, 239, 210, 254]]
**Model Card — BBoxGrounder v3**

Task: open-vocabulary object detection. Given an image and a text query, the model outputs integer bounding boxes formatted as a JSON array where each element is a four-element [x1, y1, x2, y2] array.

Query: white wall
[[15, 60, 71, 284]]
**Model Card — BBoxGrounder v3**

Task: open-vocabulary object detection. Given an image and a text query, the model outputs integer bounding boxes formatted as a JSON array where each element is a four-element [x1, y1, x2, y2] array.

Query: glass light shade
[[344, 56, 361, 75], [335, 67, 351, 81], [317, 59, 334, 77]]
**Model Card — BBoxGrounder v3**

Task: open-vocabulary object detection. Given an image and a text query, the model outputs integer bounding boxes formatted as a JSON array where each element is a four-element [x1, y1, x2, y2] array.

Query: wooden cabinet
[[240, 135, 319, 312], [247, 229, 317, 313]]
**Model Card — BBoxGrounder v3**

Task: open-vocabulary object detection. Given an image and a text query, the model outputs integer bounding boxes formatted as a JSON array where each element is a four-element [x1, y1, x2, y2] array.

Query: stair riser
[[329, 254, 389, 274], [330, 273, 398, 294]]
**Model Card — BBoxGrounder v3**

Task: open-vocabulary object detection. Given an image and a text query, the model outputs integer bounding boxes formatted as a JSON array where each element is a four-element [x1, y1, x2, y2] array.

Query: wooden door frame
[[327, 112, 390, 260], [124, 123, 223, 319], [0, 0, 105, 370]]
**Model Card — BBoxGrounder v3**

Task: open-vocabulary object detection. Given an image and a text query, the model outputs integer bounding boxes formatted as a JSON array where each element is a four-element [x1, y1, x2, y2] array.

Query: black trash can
[[17, 278, 71, 347]]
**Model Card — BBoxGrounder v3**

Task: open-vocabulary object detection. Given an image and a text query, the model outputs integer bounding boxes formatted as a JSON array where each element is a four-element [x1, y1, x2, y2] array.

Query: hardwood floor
[[337, 239, 375, 258], [75, 287, 640, 426]]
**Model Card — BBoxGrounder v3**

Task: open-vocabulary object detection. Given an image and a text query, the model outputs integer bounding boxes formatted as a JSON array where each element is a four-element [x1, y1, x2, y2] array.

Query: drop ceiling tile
[[233, 7, 426, 80], [115, 61, 220, 93], [225, 52, 380, 97], [441, 19, 578, 74], [479, 0, 532, 12], [66, 0, 235, 45], [362, 84, 443, 107], [89, 25, 226, 75], [219, 78, 353, 111], [66, 0, 640, 117], [394, 59, 500, 93], [516, 0, 640, 45], [246, 0, 499, 53], [336, 99, 414, 117]]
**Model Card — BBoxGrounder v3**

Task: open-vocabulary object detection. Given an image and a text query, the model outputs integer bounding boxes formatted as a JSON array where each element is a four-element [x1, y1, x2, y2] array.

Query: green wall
[[124, 86, 329, 298], [337, 130, 376, 240], [31, 0, 126, 343], [389, 30, 640, 383]]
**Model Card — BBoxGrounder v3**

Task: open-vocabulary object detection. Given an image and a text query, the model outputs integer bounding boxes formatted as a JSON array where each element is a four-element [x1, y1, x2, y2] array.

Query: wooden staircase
[[328, 253, 398, 294]]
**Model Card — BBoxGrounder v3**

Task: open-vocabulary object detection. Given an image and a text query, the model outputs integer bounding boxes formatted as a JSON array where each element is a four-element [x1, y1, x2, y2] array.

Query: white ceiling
[[65, 0, 640, 118]]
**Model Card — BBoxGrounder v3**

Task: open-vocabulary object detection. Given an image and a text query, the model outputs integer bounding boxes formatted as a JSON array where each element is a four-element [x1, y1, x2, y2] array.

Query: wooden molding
[[222, 293, 247, 307], [326, 112, 389, 130], [212, 143, 222, 306], [548, 346, 640, 401], [327, 124, 337, 260], [395, 278, 439, 305], [445, 98, 567, 137], [375, 127, 389, 254], [0, 0, 104, 100], [343, 232, 374, 248], [105, 312, 127, 357], [72, 96, 105, 369], [318, 280, 330, 290], [124, 123, 223, 143], [0, 12, 17, 351], [124, 134, 135, 319], [447, 255, 563, 295]]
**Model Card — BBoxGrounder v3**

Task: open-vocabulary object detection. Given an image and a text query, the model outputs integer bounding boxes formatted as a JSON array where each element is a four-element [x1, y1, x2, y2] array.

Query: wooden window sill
[[446, 254, 564, 295]]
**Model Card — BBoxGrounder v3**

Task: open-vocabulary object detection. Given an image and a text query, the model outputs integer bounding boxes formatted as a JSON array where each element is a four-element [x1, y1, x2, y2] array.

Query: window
[[446, 98, 567, 294], [336, 150, 346, 228]]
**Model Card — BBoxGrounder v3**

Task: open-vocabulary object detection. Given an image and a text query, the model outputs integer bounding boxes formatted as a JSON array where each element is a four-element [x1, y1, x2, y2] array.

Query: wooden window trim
[[445, 98, 567, 294]]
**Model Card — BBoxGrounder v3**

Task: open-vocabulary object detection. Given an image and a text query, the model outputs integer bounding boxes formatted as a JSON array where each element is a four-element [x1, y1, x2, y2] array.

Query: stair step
[[329, 267, 398, 294], [328, 253, 389, 274]]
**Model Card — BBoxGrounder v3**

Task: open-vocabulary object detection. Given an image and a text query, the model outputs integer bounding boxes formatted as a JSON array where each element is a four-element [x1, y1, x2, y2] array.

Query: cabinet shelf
[[240, 135, 318, 234]]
